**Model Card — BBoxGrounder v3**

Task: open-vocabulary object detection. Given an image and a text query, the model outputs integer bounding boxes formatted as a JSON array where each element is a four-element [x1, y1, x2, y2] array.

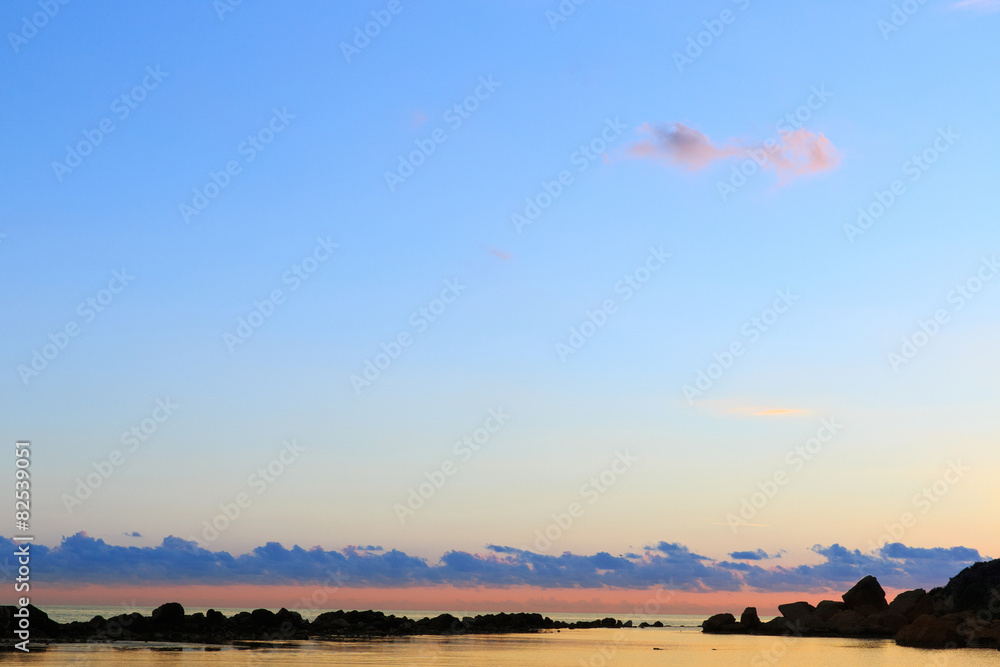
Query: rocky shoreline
[[702, 559, 1000, 650], [1, 604, 662, 647]]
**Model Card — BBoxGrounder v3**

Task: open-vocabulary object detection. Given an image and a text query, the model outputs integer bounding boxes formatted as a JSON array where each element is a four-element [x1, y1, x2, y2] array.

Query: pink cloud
[[626, 122, 841, 183], [628, 122, 739, 169]]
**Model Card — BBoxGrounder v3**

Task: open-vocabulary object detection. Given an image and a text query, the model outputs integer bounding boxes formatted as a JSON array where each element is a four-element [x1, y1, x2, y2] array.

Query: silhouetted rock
[[828, 609, 865, 635], [702, 613, 737, 633], [758, 616, 790, 635], [888, 589, 932, 622], [151, 602, 185, 627], [841, 575, 888, 616], [934, 560, 1000, 615], [814, 600, 845, 620], [895, 613, 965, 648], [740, 607, 761, 629], [860, 610, 908, 636], [778, 601, 816, 623]]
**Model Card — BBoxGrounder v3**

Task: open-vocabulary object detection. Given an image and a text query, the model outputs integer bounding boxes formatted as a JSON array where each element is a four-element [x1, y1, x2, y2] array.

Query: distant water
[[8, 630, 1000, 665]]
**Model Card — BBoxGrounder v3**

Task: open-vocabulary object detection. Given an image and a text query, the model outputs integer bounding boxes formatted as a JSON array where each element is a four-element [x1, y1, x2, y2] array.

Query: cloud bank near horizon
[[0, 534, 987, 594], [626, 122, 841, 181]]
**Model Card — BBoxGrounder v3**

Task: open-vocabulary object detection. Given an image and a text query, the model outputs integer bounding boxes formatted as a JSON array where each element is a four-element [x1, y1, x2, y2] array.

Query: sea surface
[[8, 609, 997, 665]]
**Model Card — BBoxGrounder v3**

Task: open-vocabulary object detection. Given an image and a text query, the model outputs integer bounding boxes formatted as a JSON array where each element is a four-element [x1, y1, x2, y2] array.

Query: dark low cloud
[[0, 533, 987, 594], [729, 549, 780, 561]]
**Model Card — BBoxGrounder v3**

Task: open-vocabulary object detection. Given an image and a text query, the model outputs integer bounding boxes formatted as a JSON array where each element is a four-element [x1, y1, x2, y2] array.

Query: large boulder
[[777, 601, 815, 623], [859, 610, 908, 636], [702, 613, 736, 633], [0, 605, 61, 639], [814, 600, 845, 621], [888, 589, 933, 622], [895, 613, 966, 648], [758, 616, 791, 635], [151, 602, 185, 627], [842, 576, 888, 616], [740, 607, 761, 630], [954, 616, 1000, 649], [828, 610, 865, 636]]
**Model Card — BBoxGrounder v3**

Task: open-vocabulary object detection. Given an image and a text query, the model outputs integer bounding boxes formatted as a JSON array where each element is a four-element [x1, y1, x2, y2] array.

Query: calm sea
[[11, 608, 997, 665]]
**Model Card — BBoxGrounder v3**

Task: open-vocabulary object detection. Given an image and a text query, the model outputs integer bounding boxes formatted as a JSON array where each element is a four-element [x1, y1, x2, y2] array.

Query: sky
[[1, 1, 998, 613]]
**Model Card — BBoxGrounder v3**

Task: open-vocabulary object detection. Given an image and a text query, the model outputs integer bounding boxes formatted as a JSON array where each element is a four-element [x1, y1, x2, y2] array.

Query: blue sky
[[1, 1, 998, 599]]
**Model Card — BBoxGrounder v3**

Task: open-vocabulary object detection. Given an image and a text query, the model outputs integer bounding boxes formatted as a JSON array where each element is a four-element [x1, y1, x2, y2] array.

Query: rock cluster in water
[[0, 605, 651, 645], [702, 560, 1000, 650]]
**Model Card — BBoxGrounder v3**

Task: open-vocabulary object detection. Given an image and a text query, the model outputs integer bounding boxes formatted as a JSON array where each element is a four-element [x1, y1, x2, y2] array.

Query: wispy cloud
[[951, 0, 1000, 11], [489, 246, 513, 261], [755, 408, 809, 417], [626, 122, 841, 182], [691, 399, 813, 418], [0, 533, 985, 594]]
